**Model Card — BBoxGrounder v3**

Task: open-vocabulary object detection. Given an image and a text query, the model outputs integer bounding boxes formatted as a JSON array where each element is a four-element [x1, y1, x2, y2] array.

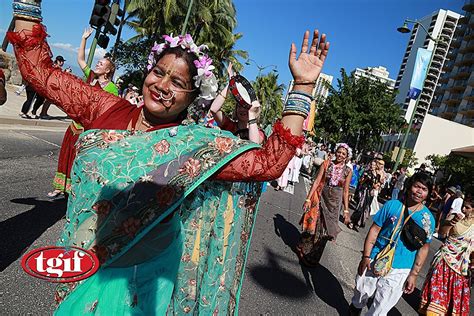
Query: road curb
[[0, 117, 70, 128]]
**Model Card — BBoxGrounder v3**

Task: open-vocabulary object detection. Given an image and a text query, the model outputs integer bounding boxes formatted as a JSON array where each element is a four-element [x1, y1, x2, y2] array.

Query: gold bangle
[[305, 199, 311, 202], [343, 210, 350, 213]]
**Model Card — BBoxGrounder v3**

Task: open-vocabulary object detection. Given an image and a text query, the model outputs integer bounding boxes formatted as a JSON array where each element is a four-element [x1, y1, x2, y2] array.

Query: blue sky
[[0, 0, 465, 87]]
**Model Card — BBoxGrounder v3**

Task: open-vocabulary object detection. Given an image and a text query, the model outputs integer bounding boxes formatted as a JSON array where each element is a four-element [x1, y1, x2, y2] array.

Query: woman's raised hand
[[226, 62, 235, 79], [82, 27, 94, 39], [289, 30, 329, 83]]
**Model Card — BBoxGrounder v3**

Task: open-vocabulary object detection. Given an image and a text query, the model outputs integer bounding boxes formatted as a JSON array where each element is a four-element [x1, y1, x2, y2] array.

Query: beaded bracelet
[[282, 91, 313, 118], [13, 1, 42, 22], [248, 118, 258, 125]]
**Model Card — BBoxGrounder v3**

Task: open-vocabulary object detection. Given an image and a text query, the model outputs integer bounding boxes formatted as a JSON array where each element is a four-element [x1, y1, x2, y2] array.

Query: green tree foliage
[[115, 0, 247, 85], [426, 154, 474, 195], [383, 148, 418, 169], [315, 69, 404, 150], [253, 72, 286, 127]]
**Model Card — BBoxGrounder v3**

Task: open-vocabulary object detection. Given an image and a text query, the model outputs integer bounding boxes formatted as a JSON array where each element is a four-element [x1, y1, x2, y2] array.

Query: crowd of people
[[286, 141, 472, 315], [3, 0, 472, 315]]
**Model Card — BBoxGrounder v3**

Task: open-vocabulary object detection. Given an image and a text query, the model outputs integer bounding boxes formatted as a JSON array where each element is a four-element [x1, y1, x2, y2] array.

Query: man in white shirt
[[449, 190, 464, 216]]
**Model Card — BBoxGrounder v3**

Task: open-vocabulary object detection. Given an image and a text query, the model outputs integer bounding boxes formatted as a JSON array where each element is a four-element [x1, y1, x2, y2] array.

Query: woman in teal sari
[[9, 1, 330, 314]]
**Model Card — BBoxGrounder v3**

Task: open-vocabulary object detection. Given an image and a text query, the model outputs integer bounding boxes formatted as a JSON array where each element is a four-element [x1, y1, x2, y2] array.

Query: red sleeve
[[214, 121, 305, 181], [220, 114, 237, 133], [7, 24, 120, 128]]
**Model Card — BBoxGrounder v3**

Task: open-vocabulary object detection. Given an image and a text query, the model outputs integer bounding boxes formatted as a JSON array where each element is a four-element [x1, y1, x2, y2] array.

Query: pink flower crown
[[147, 34, 218, 100], [336, 143, 353, 159]]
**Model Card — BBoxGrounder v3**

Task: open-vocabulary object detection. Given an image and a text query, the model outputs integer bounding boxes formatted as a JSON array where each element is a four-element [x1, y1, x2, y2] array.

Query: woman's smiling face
[[142, 53, 196, 121]]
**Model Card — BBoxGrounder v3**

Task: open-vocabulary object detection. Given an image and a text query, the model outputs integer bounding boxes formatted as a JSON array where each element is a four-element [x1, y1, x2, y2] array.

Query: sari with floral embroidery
[[53, 125, 266, 314]]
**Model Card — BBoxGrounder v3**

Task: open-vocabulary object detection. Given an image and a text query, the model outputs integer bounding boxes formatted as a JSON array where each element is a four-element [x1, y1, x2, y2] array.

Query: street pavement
[[0, 127, 468, 315]]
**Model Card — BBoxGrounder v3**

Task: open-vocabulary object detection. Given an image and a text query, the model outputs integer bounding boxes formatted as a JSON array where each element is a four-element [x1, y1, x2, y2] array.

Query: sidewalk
[[0, 84, 70, 130]]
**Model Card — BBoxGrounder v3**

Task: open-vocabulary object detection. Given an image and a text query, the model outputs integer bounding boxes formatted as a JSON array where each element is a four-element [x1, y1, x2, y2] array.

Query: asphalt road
[[0, 128, 462, 315]]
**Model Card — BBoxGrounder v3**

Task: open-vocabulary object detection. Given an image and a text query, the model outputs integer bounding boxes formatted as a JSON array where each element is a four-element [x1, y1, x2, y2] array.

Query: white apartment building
[[288, 73, 333, 100], [431, 0, 474, 128], [313, 73, 333, 100], [394, 9, 462, 124], [352, 66, 396, 89]]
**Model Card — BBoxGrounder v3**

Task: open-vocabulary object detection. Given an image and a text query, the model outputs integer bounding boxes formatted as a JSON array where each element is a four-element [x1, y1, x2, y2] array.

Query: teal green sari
[[54, 124, 262, 315]]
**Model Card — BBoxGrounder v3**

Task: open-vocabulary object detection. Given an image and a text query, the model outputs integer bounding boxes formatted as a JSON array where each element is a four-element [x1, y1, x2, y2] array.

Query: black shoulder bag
[[400, 204, 427, 251]]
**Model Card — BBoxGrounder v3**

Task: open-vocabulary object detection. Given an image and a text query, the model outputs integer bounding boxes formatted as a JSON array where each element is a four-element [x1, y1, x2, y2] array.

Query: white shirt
[[450, 197, 464, 214]]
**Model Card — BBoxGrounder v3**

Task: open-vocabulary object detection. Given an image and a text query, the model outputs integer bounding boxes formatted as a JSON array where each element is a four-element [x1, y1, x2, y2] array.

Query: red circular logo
[[21, 246, 100, 283]]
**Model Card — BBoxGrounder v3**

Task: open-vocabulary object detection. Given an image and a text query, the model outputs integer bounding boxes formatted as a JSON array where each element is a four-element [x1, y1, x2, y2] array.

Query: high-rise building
[[431, 0, 474, 127], [313, 73, 333, 100], [288, 72, 333, 100], [351, 66, 396, 89], [394, 9, 462, 123]]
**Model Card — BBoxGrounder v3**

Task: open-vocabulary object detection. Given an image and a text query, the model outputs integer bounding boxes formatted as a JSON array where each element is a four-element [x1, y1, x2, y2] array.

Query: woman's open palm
[[289, 30, 329, 83]]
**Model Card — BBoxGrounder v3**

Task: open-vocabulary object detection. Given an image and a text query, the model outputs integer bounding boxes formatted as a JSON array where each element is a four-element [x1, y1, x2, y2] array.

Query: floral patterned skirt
[[420, 258, 471, 316]]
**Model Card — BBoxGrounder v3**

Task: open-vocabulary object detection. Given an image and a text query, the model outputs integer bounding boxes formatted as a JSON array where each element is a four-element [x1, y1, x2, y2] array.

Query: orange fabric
[[300, 159, 330, 234]]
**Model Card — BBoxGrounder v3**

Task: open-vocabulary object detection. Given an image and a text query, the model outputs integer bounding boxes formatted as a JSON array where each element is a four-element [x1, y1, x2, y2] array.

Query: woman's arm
[[343, 168, 353, 223], [247, 100, 263, 144], [9, 20, 120, 127], [302, 160, 326, 211], [77, 27, 93, 71], [209, 84, 228, 125], [215, 30, 329, 181], [438, 214, 462, 236], [214, 121, 304, 181]]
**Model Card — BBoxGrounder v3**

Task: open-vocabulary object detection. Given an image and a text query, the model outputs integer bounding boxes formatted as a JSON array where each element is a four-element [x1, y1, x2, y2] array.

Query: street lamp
[[245, 58, 278, 75], [392, 19, 444, 172]]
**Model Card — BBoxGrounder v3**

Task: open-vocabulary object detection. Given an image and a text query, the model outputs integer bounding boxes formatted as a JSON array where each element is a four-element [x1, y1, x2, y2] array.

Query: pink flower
[[179, 158, 201, 179], [194, 56, 215, 77], [154, 139, 170, 155], [163, 34, 180, 47], [213, 137, 233, 154], [92, 200, 112, 216], [101, 131, 125, 143], [121, 217, 141, 237]]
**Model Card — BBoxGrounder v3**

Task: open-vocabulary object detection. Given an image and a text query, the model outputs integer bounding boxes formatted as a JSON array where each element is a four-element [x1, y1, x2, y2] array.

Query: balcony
[[456, 52, 474, 66], [466, 27, 474, 40], [445, 93, 463, 105], [459, 102, 474, 114], [466, 90, 474, 101], [443, 60, 455, 70], [436, 46, 447, 54], [469, 73, 474, 86], [465, 39, 474, 52], [452, 65, 472, 80], [442, 28, 454, 37], [444, 20, 456, 28], [453, 79, 468, 91], [461, 117, 474, 127], [452, 38, 462, 49]]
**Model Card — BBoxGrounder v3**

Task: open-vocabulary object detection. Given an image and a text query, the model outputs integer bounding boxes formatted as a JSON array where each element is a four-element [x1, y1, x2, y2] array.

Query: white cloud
[[88, 47, 107, 59], [50, 42, 108, 60], [50, 42, 78, 53]]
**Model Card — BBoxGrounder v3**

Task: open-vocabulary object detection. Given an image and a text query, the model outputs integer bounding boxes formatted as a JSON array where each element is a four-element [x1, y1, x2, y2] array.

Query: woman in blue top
[[349, 172, 436, 315]]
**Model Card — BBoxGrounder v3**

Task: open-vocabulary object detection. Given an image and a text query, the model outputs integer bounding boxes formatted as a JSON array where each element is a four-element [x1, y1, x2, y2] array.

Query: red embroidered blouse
[[8, 25, 304, 182]]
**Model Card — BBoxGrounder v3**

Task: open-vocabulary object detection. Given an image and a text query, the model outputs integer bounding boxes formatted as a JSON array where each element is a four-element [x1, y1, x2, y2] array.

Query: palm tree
[[124, 0, 247, 77], [253, 72, 286, 127]]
